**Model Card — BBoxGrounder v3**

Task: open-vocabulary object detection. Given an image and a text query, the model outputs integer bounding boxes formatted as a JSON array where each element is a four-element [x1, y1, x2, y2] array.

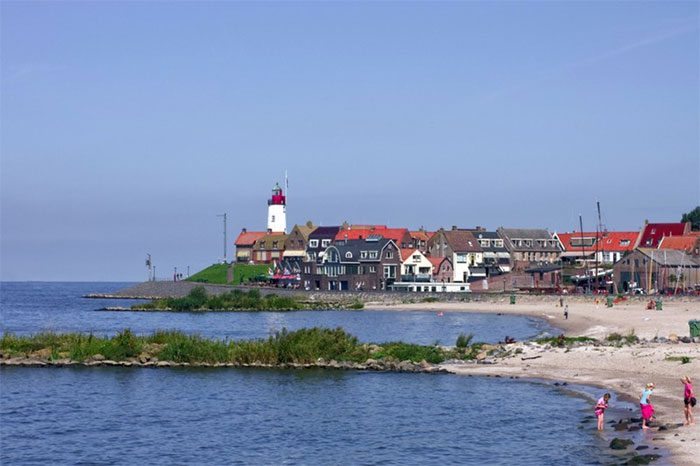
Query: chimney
[[452, 225, 458, 231], [242, 228, 247, 233], [267, 228, 272, 234]]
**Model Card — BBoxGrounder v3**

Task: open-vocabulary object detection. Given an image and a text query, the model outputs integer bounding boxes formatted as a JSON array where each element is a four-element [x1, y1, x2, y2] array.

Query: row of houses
[[234, 220, 700, 293]]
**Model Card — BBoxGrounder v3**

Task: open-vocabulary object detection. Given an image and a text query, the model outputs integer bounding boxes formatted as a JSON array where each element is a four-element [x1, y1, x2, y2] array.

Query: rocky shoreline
[[0, 355, 446, 373]]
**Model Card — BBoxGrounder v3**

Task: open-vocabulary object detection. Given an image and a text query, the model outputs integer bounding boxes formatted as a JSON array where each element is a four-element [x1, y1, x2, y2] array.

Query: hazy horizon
[[2, 1, 698, 281]]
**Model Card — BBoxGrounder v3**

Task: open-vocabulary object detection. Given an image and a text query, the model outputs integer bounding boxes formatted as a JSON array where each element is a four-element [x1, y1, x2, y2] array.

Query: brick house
[[307, 236, 401, 291], [497, 228, 561, 270], [427, 228, 483, 282], [283, 222, 316, 261], [234, 229, 267, 263], [429, 256, 453, 283], [251, 232, 287, 264]]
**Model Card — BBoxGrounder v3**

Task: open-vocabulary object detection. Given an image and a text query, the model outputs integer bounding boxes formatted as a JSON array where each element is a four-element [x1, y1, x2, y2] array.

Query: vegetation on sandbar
[[0, 328, 488, 365], [134, 287, 308, 312]]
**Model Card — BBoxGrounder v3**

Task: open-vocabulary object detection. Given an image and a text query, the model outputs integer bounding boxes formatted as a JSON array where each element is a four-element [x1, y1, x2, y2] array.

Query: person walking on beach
[[682, 376, 696, 426], [564, 304, 569, 320], [640, 383, 655, 430], [595, 393, 611, 430]]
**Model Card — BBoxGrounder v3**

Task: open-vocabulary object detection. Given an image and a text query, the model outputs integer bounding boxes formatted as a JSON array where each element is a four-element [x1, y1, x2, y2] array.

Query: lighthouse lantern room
[[267, 183, 287, 233]]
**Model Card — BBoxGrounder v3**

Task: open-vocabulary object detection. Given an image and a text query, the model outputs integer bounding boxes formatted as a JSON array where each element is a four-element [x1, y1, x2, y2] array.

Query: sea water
[[0, 283, 669, 465]]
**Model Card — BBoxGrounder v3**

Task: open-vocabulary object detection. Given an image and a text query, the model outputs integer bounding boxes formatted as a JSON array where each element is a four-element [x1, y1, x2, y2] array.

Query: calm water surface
[[0, 367, 663, 465], [0, 282, 557, 344], [0, 283, 668, 465]]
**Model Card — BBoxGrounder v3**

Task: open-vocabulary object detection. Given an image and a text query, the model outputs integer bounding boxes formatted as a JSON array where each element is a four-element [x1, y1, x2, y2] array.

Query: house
[[613, 248, 700, 293], [399, 249, 433, 282], [635, 222, 691, 249], [497, 228, 561, 270], [283, 222, 316, 260], [409, 229, 433, 253], [251, 232, 288, 264], [301, 226, 342, 286], [469, 229, 511, 275], [429, 256, 453, 283], [427, 228, 483, 282], [335, 225, 414, 249], [234, 229, 267, 263], [658, 234, 700, 256], [554, 231, 638, 265], [305, 236, 401, 291]]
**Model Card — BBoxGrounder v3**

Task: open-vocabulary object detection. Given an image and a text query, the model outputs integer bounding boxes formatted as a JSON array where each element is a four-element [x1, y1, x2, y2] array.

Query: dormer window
[[322, 239, 331, 247], [361, 251, 368, 259], [345, 252, 352, 259], [309, 239, 319, 248], [369, 251, 378, 259]]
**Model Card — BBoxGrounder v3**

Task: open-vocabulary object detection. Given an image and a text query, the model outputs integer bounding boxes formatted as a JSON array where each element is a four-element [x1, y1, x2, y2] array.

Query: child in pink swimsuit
[[682, 376, 695, 426], [595, 393, 611, 430]]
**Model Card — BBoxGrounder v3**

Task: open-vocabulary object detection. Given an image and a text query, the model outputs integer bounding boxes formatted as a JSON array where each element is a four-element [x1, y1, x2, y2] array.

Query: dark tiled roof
[[443, 230, 482, 252], [327, 238, 396, 263]]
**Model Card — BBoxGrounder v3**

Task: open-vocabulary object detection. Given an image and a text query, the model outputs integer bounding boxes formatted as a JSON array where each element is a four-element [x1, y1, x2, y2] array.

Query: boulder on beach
[[610, 438, 634, 450]]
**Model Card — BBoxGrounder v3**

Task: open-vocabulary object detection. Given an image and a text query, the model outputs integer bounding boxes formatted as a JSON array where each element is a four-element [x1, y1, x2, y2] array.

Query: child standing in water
[[595, 393, 611, 430], [682, 376, 695, 426], [640, 383, 655, 429]]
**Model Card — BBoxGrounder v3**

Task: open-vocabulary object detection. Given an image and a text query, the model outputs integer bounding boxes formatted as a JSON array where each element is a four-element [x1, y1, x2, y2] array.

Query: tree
[[681, 206, 700, 231]]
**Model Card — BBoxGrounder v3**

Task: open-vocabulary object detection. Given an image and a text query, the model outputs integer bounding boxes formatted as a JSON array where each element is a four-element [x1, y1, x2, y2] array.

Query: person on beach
[[640, 383, 655, 429], [595, 393, 611, 430], [564, 304, 569, 320], [682, 376, 696, 426]]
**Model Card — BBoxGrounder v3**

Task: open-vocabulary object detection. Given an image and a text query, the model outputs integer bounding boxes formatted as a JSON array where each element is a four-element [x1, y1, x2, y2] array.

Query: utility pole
[[579, 214, 587, 293], [217, 213, 228, 263], [145, 253, 152, 281]]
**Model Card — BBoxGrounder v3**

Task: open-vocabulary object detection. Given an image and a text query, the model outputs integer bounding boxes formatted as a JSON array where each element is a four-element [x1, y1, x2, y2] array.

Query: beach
[[368, 297, 700, 465]]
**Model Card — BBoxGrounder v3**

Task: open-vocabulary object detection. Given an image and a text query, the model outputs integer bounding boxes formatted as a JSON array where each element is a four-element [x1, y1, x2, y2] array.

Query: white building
[[267, 183, 287, 233]]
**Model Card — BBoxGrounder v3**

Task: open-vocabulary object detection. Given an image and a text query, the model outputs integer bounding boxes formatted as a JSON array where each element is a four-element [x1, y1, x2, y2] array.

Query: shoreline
[[368, 299, 700, 465]]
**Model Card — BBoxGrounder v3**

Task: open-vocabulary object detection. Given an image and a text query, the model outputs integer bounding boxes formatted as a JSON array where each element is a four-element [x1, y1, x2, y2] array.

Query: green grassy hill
[[187, 263, 270, 285]]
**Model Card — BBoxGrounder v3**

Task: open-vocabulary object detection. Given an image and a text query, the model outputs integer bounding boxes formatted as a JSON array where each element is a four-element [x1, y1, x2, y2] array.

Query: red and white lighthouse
[[267, 182, 287, 233]]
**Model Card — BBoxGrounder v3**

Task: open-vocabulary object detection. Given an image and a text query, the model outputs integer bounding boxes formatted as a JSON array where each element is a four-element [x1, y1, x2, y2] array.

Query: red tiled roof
[[637, 222, 690, 248], [597, 231, 639, 252], [335, 226, 410, 243], [400, 248, 417, 261], [235, 231, 267, 246], [557, 231, 638, 253], [658, 235, 699, 253], [410, 231, 434, 241]]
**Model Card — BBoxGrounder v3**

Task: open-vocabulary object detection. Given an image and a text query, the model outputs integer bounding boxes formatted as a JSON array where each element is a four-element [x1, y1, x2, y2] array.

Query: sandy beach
[[367, 297, 700, 465]]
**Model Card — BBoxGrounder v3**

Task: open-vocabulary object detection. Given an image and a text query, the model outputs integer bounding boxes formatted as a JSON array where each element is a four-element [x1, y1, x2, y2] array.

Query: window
[[369, 266, 376, 273], [620, 240, 630, 246], [386, 251, 393, 259], [358, 266, 364, 274], [479, 239, 490, 247], [271, 215, 275, 222], [383, 266, 396, 279], [345, 251, 352, 259], [321, 239, 331, 247], [272, 241, 278, 248], [412, 254, 421, 262], [304, 266, 311, 274], [456, 253, 467, 263], [651, 228, 656, 234], [369, 251, 378, 259], [493, 239, 504, 248], [360, 251, 368, 259], [309, 239, 319, 248]]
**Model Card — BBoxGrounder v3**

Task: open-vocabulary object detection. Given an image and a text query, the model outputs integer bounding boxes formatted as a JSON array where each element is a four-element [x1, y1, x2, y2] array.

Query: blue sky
[[1, 1, 698, 281]]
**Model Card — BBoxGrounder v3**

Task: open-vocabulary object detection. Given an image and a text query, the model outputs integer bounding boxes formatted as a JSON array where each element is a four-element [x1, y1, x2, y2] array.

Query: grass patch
[[347, 300, 364, 310], [188, 263, 270, 285], [535, 335, 596, 347], [421, 297, 439, 303], [606, 330, 638, 345], [665, 355, 692, 364], [1, 328, 460, 366], [134, 287, 304, 312]]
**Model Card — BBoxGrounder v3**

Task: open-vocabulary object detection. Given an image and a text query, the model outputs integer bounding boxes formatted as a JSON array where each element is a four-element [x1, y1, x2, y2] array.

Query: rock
[[475, 351, 488, 361], [680, 336, 691, 343], [635, 445, 649, 451], [693, 336, 700, 343], [91, 354, 105, 361], [137, 353, 149, 364], [624, 454, 661, 465], [614, 422, 630, 431], [628, 426, 641, 432], [610, 438, 634, 450], [30, 348, 52, 359], [156, 361, 172, 367]]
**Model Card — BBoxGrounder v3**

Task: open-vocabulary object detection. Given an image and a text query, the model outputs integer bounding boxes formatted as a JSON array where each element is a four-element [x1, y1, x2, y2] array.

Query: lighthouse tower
[[267, 183, 287, 233]]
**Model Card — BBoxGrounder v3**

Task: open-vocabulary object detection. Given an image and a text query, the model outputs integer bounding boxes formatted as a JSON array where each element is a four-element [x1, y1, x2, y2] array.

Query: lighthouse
[[267, 182, 287, 233]]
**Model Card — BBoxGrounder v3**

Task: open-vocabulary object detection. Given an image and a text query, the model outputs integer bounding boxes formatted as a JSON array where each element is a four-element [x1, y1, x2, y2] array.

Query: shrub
[[348, 301, 364, 310], [456, 333, 474, 348], [372, 342, 445, 364]]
